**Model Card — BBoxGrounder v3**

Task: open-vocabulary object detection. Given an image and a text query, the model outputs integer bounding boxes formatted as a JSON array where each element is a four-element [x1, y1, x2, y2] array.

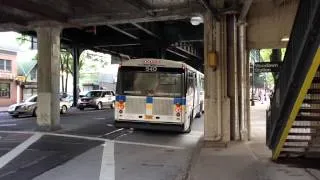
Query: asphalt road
[[0, 108, 204, 180]]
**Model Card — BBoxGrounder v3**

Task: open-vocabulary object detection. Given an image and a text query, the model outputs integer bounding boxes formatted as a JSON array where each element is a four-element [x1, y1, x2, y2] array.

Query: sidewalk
[[188, 103, 320, 180]]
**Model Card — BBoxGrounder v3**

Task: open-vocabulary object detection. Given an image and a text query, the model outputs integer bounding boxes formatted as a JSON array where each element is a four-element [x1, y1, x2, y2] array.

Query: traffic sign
[[254, 62, 282, 73]]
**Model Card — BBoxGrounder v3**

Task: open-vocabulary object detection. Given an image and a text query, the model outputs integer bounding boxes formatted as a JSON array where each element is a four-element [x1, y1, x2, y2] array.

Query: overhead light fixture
[[190, 16, 203, 26], [281, 36, 289, 42]]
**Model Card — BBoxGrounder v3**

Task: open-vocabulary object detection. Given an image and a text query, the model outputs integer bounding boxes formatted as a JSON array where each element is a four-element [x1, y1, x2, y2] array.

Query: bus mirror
[[208, 51, 218, 71]]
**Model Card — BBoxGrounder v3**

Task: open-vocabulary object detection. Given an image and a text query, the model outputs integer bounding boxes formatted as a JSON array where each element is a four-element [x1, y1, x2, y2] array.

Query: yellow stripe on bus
[[272, 49, 320, 160], [146, 104, 153, 110]]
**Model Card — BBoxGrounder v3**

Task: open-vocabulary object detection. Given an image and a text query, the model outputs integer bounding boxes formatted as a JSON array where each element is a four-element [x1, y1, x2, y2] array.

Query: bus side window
[[186, 71, 196, 95]]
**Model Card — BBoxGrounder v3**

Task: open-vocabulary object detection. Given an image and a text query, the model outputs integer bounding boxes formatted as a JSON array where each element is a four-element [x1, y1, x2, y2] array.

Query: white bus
[[114, 58, 204, 133]]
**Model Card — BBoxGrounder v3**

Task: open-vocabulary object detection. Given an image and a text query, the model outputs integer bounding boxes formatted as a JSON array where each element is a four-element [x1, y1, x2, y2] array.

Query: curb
[[177, 135, 204, 180]]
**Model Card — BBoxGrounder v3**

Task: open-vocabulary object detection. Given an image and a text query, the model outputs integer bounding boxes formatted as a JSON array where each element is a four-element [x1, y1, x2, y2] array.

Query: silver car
[[8, 95, 71, 118], [77, 90, 115, 110]]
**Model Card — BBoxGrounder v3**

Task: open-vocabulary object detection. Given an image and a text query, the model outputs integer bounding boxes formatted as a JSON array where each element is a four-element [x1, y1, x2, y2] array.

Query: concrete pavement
[[0, 109, 204, 180], [188, 103, 320, 180]]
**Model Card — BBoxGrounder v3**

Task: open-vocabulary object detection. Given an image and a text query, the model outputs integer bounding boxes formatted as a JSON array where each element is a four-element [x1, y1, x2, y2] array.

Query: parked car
[[60, 94, 74, 107], [77, 90, 115, 110], [8, 95, 71, 118]]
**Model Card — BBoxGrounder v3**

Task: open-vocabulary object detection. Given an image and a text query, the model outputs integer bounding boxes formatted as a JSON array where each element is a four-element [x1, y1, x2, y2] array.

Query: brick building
[[0, 49, 18, 106]]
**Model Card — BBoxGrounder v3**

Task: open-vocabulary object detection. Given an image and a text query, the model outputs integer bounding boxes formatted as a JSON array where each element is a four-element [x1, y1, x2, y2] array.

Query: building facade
[[0, 49, 18, 106]]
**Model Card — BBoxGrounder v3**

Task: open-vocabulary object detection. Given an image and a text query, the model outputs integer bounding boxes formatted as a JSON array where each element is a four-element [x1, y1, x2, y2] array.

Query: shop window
[[0, 59, 12, 72], [0, 83, 10, 98]]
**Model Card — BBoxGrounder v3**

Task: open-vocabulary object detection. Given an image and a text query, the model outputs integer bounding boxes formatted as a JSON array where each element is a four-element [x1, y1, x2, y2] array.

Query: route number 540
[[145, 66, 157, 72]]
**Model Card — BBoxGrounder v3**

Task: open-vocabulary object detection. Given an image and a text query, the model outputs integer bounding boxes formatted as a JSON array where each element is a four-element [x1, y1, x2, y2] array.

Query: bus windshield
[[117, 71, 183, 97]]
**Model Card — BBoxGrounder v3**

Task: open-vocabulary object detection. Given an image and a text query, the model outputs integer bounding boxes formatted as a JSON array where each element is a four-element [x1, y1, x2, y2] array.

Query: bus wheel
[[183, 117, 192, 133], [195, 111, 201, 118]]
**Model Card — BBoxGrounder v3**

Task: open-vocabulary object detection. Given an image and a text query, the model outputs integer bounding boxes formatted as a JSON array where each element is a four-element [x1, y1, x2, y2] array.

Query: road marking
[[0, 131, 185, 149], [94, 117, 105, 120], [99, 141, 115, 180], [106, 124, 114, 127], [114, 140, 184, 150], [0, 133, 42, 169], [0, 124, 16, 127], [99, 128, 124, 137]]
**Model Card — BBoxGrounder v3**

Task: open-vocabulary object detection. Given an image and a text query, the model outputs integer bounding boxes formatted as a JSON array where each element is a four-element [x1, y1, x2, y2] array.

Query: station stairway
[[266, 0, 320, 160]]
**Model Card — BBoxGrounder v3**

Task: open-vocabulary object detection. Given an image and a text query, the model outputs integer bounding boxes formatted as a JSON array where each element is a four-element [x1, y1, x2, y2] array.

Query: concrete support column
[[227, 15, 240, 140], [72, 48, 80, 106], [246, 49, 251, 140], [238, 24, 249, 140], [204, 11, 230, 145], [36, 27, 61, 131]]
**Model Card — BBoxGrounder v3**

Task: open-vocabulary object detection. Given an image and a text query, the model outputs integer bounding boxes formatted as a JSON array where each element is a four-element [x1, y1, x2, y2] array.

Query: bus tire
[[183, 115, 192, 133]]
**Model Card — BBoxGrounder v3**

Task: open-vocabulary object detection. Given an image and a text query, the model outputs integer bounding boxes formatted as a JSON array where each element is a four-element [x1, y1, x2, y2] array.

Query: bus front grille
[[153, 98, 173, 115], [125, 97, 146, 114]]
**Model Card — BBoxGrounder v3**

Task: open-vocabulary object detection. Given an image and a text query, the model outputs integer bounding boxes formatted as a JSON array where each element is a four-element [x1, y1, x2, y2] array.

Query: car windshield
[[25, 96, 37, 103], [85, 91, 102, 98]]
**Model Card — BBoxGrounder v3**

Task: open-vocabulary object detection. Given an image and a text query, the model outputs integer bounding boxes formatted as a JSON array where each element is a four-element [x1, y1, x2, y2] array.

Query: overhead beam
[[0, 0, 68, 22], [166, 48, 189, 59], [95, 43, 141, 48], [131, 23, 160, 39], [238, 0, 253, 23], [172, 46, 202, 60], [273, 0, 286, 6], [0, 14, 28, 26], [106, 25, 139, 40], [124, 0, 155, 16], [198, 0, 220, 21]]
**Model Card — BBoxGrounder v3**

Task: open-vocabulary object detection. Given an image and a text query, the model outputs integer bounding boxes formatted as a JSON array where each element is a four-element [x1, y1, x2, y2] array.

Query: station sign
[[254, 62, 282, 73]]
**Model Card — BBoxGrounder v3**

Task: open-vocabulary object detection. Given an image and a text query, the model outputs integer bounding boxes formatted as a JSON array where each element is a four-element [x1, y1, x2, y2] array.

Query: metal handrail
[[267, 0, 320, 149]]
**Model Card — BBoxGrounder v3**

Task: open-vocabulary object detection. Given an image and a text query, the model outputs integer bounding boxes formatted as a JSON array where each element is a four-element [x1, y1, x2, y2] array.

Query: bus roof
[[121, 58, 202, 74]]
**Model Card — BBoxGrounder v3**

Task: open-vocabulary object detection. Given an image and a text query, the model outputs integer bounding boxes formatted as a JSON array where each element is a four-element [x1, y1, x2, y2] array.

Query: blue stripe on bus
[[146, 96, 153, 104], [173, 98, 186, 105], [116, 95, 126, 102]]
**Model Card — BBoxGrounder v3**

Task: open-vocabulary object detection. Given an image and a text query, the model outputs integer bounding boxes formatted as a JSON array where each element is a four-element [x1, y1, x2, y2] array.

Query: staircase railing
[[266, 0, 320, 150]]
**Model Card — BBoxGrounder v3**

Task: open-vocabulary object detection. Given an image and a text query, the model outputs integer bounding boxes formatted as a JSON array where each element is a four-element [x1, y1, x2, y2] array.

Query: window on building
[[0, 59, 12, 72], [0, 83, 10, 98], [30, 68, 37, 81]]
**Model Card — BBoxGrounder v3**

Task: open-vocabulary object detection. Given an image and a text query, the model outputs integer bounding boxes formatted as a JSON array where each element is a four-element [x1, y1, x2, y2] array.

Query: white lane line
[[0, 131, 185, 149], [0, 124, 16, 127], [94, 117, 105, 120], [0, 130, 108, 142], [114, 140, 185, 150], [0, 133, 42, 169], [106, 124, 114, 127], [99, 141, 115, 180], [98, 128, 124, 137]]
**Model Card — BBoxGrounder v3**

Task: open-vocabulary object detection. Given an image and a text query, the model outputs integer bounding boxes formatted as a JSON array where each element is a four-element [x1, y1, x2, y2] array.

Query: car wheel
[[32, 108, 37, 117], [61, 105, 67, 114], [97, 102, 102, 110], [79, 107, 84, 111], [110, 101, 115, 109]]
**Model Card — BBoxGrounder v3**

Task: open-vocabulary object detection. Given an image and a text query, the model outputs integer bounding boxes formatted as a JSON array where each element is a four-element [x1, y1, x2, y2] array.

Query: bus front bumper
[[114, 120, 184, 132]]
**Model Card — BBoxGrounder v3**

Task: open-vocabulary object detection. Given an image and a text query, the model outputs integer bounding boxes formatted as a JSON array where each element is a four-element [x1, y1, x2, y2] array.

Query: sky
[[0, 32, 117, 74], [0, 32, 37, 62]]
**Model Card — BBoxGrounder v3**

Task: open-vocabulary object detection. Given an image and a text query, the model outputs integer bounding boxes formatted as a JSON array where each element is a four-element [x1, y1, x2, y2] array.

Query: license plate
[[145, 115, 153, 120]]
